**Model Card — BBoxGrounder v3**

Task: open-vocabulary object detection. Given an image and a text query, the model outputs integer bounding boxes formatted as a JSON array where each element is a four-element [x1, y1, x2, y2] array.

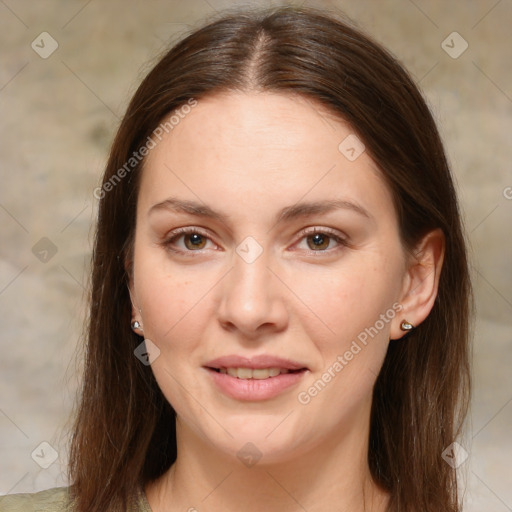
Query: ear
[[125, 256, 144, 334], [390, 228, 445, 340]]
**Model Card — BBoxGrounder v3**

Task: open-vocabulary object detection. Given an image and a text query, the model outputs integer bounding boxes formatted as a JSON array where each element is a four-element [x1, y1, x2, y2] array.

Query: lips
[[204, 354, 308, 372], [218, 367, 290, 379], [203, 354, 308, 400]]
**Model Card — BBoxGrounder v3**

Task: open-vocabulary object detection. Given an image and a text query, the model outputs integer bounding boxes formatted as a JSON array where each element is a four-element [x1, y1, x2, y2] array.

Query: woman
[[1, 5, 471, 512]]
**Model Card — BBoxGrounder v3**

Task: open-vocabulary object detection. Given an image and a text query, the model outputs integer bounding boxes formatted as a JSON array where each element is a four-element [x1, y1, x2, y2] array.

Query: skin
[[128, 91, 444, 512]]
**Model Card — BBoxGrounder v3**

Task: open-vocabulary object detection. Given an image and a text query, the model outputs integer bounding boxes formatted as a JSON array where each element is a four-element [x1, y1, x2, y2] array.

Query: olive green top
[[0, 486, 153, 512]]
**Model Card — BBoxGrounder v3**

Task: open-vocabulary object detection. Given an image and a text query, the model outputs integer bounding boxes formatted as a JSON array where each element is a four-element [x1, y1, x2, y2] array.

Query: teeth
[[221, 367, 290, 379], [237, 367, 252, 379], [227, 367, 238, 378]]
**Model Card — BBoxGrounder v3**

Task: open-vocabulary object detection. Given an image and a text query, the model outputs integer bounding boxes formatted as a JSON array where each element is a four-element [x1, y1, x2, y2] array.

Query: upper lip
[[204, 355, 308, 371]]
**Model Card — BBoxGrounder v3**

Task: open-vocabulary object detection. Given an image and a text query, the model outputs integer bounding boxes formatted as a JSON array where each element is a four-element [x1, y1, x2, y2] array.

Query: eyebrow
[[148, 197, 372, 223]]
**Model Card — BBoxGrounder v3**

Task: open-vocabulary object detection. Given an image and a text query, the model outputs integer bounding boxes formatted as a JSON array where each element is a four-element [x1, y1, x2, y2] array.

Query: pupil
[[189, 234, 202, 245], [309, 233, 329, 250], [185, 233, 206, 250]]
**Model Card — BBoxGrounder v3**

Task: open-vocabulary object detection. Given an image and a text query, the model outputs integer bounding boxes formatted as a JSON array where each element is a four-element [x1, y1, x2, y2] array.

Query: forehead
[[138, 92, 394, 224], [146, 91, 354, 166]]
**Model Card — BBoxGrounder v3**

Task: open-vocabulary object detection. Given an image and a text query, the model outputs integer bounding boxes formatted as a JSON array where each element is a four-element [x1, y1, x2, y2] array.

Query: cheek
[[133, 256, 213, 413], [133, 250, 207, 348], [290, 253, 402, 419], [289, 256, 400, 351]]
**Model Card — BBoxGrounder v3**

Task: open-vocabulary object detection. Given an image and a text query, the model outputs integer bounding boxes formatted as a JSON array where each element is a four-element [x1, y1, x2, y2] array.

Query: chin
[[201, 421, 317, 467]]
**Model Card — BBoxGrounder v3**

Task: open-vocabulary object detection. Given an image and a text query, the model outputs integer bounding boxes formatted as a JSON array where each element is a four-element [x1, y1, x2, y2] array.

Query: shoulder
[[0, 486, 72, 512], [0, 485, 152, 512]]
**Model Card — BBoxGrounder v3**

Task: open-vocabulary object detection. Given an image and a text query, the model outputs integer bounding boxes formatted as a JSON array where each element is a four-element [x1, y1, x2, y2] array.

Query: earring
[[131, 320, 143, 331], [400, 320, 414, 331]]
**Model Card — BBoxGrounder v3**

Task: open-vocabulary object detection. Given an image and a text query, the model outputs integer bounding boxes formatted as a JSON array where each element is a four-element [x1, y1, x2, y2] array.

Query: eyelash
[[162, 226, 348, 257]]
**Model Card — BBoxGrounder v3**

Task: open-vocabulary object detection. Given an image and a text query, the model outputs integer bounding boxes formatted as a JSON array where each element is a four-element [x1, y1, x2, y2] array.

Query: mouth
[[207, 367, 307, 380], [205, 366, 308, 401], [203, 355, 309, 401]]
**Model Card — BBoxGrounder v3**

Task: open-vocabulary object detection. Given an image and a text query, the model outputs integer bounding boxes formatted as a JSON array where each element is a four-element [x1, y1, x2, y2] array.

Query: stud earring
[[400, 320, 414, 331], [131, 320, 143, 331]]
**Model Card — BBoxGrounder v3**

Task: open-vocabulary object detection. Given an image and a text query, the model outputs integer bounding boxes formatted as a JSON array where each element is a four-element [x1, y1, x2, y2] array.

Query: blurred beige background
[[0, 0, 511, 510]]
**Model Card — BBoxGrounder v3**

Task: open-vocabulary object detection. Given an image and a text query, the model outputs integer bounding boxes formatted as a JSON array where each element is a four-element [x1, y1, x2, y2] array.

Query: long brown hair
[[69, 6, 472, 511]]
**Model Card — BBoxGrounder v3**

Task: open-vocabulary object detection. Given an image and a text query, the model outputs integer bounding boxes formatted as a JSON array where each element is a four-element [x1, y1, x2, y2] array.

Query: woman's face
[[130, 92, 409, 464]]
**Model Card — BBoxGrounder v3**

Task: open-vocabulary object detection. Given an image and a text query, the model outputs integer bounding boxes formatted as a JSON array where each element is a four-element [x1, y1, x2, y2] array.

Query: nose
[[216, 250, 289, 339]]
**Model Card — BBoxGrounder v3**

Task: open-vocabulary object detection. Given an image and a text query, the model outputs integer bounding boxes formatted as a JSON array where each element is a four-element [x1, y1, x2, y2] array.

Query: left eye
[[296, 231, 346, 252], [165, 230, 215, 251]]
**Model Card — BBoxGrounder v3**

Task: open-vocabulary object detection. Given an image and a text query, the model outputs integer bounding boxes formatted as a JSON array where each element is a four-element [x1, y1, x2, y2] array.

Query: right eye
[[163, 227, 218, 254]]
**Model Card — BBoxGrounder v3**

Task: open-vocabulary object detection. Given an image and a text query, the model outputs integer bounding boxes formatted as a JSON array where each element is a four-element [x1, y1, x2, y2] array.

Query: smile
[[205, 367, 308, 401], [212, 367, 299, 379]]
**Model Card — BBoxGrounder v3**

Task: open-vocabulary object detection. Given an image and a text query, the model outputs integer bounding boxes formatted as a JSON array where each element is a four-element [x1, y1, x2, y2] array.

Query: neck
[[146, 417, 389, 512]]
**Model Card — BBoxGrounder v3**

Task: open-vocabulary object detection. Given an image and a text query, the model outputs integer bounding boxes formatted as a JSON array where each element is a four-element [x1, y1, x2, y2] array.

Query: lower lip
[[205, 368, 307, 401]]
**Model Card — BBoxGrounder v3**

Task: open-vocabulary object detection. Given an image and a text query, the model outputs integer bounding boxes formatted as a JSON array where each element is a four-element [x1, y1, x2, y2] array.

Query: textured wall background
[[0, 0, 511, 510]]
